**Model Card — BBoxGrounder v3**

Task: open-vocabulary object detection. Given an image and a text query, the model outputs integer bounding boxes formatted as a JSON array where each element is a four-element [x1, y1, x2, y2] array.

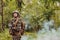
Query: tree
[[16, 0, 25, 12], [0, 0, 4, 31]]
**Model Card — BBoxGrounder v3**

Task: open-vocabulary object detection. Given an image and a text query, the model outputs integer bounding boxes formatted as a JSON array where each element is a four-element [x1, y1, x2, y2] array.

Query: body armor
[[8, 18, 24, 36]]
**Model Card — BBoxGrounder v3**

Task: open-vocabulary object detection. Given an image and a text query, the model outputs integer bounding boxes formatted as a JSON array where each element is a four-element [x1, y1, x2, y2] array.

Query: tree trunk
[[0, 0, 4, 31]]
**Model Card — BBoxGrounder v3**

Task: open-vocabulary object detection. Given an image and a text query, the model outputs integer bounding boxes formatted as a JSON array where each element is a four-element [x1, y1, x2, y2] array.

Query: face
[[13, 13, 18, 18]]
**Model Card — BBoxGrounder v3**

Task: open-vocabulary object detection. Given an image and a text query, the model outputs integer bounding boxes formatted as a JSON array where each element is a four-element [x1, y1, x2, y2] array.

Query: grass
[[1, 28, 60, 40], [0, 29, 12, 40], [0, 29, 37, 40]]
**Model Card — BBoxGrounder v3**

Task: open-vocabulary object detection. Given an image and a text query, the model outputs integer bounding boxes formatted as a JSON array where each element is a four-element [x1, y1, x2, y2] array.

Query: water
[[21, 35, 29, 40], [37, 29, 60, 40], [21, 28, 60, 40], [21, 19, 60, 40]]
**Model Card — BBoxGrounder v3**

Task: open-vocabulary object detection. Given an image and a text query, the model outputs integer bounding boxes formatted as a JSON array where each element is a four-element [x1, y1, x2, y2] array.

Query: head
[[12, 11, 20, 18]]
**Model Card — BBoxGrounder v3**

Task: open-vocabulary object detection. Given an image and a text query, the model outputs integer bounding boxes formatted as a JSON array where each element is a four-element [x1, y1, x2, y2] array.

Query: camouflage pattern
[[8, 18, 25, 40]]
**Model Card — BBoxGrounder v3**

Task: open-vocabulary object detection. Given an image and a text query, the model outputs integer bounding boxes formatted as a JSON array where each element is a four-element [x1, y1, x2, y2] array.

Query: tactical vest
[[9, 18, 22, 35]]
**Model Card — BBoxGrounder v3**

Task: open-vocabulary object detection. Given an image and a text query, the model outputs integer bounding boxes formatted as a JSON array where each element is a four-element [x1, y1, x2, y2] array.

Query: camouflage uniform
[[8, 18, 25, 40]]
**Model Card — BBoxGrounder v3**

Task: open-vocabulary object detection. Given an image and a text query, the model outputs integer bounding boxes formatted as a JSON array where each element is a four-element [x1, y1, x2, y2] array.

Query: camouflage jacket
[[8, 18, 25, 36]]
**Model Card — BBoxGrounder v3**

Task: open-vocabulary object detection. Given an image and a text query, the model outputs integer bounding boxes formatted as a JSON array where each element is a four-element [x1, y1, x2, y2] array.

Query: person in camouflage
[[8, 10, 25, 40]]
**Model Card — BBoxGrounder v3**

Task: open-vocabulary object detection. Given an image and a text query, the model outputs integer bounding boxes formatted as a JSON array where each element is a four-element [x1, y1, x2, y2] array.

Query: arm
[[21, 21, 25, 30], [21, 20, 25, 35], [8, 19, 13, 35]]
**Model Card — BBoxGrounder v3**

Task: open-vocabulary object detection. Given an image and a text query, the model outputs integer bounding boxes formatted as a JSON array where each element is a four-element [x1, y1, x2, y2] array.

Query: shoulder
[[19, 17, 24, 22], [18, 17, 23, 21]]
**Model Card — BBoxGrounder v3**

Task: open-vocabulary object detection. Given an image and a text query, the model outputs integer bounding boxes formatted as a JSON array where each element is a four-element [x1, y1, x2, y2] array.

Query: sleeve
[[8, 19, 12, 29], [20, 18, 25, 30], [8, 19, 13, 35], [20, 18, 25, 35]]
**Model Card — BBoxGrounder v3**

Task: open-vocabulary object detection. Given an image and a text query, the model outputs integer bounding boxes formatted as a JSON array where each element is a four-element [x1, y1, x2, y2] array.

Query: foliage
[[0, 0, 60, 40], [0, 29, 12, 40], [0, 0, 60, 31]]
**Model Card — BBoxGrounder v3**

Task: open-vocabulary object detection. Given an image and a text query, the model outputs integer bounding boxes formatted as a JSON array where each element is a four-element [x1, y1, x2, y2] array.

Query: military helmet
[[12, 10, 20, 17]]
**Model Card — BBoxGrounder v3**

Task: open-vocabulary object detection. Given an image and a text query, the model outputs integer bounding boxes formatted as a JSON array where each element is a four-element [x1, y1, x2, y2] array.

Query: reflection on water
[[21, 35, 28, 40], [21, 19, 60, 40], [21, 28, 60, 40], [43, 19, 54, 31], [37, 28, 60, 40]]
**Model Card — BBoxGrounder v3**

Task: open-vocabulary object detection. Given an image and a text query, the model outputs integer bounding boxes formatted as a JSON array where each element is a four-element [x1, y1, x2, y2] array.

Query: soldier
[[8, 10, 25, 40]]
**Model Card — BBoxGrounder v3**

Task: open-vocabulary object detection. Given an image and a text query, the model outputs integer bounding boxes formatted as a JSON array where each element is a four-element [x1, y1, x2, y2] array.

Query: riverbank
[[0, 28, 60, 40]]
